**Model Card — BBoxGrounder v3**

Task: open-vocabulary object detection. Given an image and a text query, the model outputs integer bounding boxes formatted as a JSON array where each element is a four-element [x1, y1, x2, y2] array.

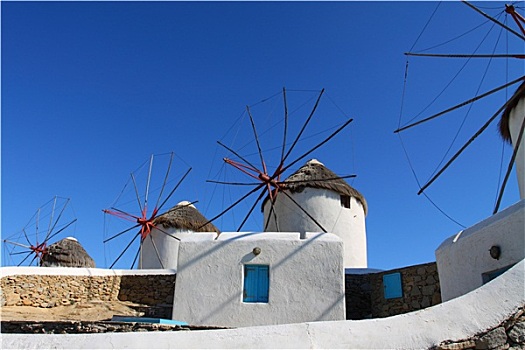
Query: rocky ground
[[1, 300, 144, 322]]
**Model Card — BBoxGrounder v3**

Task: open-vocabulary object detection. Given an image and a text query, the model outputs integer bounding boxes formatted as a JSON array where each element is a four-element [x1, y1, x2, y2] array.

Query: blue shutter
[[383, 272, 403, 299], [243, 265, 269, 303], [244, 265, 258, 302], [257, 265, 269, 302]]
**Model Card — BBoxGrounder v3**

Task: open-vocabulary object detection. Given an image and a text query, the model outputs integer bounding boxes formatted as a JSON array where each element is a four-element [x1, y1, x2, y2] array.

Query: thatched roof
[[153, 201, 220, 233], [499, 80, 525, 143], [40, 237, 96, 268], [263, 159, 368, 215]]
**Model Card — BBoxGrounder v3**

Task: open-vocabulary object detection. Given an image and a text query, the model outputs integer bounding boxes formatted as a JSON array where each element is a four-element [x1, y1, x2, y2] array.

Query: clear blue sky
[[2, 1, 523, 270]]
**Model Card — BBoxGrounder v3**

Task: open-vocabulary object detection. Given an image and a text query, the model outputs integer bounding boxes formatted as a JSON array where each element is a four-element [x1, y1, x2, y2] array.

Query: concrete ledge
[[0, 267, 176, 277], [3, 260, 523, 349]]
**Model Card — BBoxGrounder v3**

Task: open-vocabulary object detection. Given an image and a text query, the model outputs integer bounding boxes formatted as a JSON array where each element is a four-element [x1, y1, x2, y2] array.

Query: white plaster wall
[[139, 228, 195, 269], [263, 187, 367, 268], [508, 96, 525, 199], [4, 259, 524, 349], [172, 232, 345, 327], [436, 199, 525, 301]]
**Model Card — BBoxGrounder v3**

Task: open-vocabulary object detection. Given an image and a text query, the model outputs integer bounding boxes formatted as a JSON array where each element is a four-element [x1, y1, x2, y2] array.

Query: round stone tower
[[139, 201, 220, 269], [262, 159, 368, 268], [499, 81, 525, 199]]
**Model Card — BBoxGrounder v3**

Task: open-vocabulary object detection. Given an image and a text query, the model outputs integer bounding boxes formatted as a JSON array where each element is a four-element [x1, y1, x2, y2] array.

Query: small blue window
[[243, 265, 269, 303], [383, 272, 403, 299], [482, 264, 514, 284]]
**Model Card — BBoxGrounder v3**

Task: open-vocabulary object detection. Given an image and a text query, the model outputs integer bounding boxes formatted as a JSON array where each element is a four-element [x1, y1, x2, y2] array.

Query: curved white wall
[[263, 187, 367, 268], [436, 199, 525, 301], [3, 259, 523, 349], [508, 97, 525, 199]]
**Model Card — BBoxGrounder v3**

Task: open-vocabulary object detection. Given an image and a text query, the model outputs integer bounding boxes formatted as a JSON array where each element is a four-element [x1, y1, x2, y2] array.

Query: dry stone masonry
[[1, 273, 176, 318], [370, 262, 441, 318], [345, 262, 442, 319]]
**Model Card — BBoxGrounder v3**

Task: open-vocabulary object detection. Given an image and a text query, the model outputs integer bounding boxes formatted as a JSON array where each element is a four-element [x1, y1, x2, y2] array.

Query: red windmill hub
[[102, 206, 160, 242], [223, 158, 285, 203], [30, 242, 48, 261]]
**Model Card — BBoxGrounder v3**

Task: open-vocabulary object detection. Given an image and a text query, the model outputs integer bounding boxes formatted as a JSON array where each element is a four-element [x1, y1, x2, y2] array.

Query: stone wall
[[344, 273, 371, 319], [370, 262, 441, 318], [1, 273, 176, 318], [345, 262, 442, 319]]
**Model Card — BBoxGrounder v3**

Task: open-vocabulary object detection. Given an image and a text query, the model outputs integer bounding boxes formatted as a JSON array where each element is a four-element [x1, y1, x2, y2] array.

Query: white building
[[435, 199, 525, 301], [262, 159, 368, 268], [499, 81, 525, 199], [139, 201, 219, 269], [436, 83, 525, 301], [172, 232, 346, 327]]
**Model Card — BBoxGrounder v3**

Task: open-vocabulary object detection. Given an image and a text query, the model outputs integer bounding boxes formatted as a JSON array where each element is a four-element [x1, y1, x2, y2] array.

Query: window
[[482, 264, 515, 284], [243, 265, 269, 303], [383, 272, 403, 299], [340, 195, 351, 209]]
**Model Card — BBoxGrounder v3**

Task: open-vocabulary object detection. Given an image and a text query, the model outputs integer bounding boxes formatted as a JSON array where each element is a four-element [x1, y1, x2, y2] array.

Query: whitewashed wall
[[263, 187, 367, 268], [4, 259, 523, 349], [436, 199, 525, 301], [172, 232, 345, 327], [508, 97, 525, 199]]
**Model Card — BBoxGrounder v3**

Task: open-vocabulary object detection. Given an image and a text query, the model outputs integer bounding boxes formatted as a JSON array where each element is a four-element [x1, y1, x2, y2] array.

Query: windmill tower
[[499, 81, 525, 199], [262, 159, 368, 268], [139, 201, 220, 269]]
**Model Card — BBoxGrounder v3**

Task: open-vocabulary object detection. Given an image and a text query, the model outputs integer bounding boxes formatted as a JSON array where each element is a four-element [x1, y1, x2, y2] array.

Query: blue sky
[[2, 1, 523, 270]]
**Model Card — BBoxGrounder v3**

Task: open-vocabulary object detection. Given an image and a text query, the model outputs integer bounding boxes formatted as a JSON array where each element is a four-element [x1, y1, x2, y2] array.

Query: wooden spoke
[[217, 141, 259, 171], [47, 219, 77, 242], [493, 115, 525, 213], [236, 188, 267, 231], [103, 224, 141, 244], [281, 87, 289, 164], [246, 105, 267, 174], [395, 76, 525, 133], [17, 252, 33, 267], [462, 0, 525, 41], [130, 173, 144, 214], [198, 183, 265, 230], [155, 152, 174, 210], [157, 167, 192, 213], [148, 235, 165, 269], [282, 117, 353, 175], [144, 154, 154, 212], [281, 191, 327, 233], [109, 233, 140, 269], [418, 101, 510, 195], [282, 89, 325, 164]]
